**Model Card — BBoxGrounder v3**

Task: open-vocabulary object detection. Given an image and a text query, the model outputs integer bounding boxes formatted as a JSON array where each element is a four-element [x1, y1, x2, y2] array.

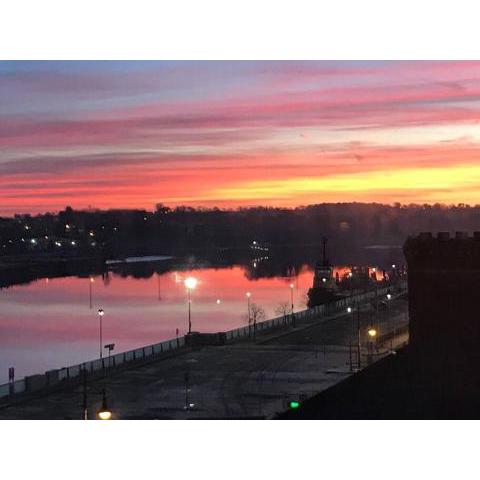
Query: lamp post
[[386, 293, 393, 350], [89, 277, 94, 309], [347, 304, 361, 369], [246, 292, 251, 335], [367, 327, 377, 364], [290, 283, 296, 327], [97, 308, 104, 359], [97, 389, 112, 420], [82, 369, 113, 420], [184, 277, 197, 334], [104, 343, 115, 367]]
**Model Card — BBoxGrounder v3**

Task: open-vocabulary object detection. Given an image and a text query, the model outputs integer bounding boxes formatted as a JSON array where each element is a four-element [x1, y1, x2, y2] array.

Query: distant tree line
[[2, 202, 480, 259]]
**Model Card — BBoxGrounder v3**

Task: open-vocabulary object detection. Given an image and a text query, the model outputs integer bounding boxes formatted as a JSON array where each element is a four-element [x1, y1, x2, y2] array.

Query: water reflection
[[0, 247, 405, 383], [0, 264, 314, 382]]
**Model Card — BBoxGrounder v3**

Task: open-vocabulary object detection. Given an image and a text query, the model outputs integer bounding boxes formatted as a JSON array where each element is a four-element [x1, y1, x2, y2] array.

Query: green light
[[289, 401, 300, 409]]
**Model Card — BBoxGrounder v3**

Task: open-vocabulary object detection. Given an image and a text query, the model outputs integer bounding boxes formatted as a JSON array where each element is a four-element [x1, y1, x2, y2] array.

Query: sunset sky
[[2, 60, 480, 215]]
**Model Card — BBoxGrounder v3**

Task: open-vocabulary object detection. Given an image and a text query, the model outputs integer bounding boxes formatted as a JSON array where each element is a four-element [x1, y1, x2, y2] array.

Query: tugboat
[[307, 237, 343, 307]]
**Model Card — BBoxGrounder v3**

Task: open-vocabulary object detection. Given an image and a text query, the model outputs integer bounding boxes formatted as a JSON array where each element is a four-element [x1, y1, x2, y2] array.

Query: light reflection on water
[[0, 264, 315, 383]]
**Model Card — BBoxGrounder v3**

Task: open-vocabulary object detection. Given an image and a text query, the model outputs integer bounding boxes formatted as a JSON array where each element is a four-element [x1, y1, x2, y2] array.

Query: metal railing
[[224, 283, 403, 341], [0, 336, 186, 400]]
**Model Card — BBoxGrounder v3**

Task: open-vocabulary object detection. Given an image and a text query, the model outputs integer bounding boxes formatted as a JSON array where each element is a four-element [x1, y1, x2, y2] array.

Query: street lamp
[[289, 283, 296, 327], [89, 277, 94, 309], [367, 327, 377, 363], [184, 277, 197, 334], [346, 305, 361, 369], [97, 308, 104, 359], [96, 389, 112, 420], [246, 292, 251, 329], [104, 343, 115, 367]]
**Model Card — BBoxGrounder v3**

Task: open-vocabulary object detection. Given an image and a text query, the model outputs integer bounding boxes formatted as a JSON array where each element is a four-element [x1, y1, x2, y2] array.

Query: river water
[[0, 264, 317, 383], [0, 246, 404, 384]]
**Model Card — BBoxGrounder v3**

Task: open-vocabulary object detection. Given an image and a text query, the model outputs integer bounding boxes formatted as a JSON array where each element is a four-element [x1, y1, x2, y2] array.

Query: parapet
[[404, 231, 480, 270]]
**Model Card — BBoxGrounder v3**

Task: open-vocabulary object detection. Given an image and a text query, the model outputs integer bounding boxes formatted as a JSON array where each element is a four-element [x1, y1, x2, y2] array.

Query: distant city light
[[216, 299, 221, 304], [246, 292, 251, 298], [89, 231, 94, 237], [368, 328, 377, 338], [71, 241, 76, 246], [387, 293, 392, 300], [322, 277, 327, 283], [30, 238, 37, 244], [290, 283, 294, 289], [289, 401, 300, 409], [347, 306, 352, 313], [392, 264, 396, 269]]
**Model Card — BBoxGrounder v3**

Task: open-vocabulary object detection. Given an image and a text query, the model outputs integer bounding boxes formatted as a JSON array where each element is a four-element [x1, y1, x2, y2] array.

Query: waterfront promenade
[[0, 288, 408, 419]]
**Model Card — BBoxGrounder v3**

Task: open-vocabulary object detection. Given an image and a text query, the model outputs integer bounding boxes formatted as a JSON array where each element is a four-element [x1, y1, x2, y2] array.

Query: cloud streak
[[2, 61, 480, 214]]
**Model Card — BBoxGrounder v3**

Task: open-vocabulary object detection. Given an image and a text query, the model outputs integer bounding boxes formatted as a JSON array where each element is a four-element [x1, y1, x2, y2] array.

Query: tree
[[249, 303, 265, 326], [275, 302, 290, 324]]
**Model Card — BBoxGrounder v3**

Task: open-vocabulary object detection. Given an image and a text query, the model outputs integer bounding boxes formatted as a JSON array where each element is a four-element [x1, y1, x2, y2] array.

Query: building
[[403, 231, 480, 354]]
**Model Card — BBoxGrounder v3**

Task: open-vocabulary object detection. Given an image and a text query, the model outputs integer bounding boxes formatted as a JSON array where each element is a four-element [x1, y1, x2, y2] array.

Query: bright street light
[[96, 389, 112, 420], [347, 306, 352, 313], [97, 309, 104, 359], [184, 277, 197, 334], [367, 328, 377, 338], [184, 277, 197, 290]]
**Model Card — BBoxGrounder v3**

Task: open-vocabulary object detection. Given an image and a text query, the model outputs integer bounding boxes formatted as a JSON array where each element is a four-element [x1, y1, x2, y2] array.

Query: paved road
[[0, 295, 409, 419]]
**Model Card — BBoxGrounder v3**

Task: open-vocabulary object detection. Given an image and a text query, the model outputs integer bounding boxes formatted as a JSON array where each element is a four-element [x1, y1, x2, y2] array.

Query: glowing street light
[[89, 277, 94, 309], [97, 308, 105, 359], [216, 299, 221, 304], [347, 306, 352, 313], [386, 293, 392, 300], [367, 327, 377, 364], [184, 277, 197, 334], [96, 389, 112, 420], [246, 292, 251, 328]]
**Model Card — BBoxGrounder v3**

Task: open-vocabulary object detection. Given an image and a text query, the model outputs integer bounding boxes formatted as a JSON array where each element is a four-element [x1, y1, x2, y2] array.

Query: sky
[[2, 60, 480, 215]]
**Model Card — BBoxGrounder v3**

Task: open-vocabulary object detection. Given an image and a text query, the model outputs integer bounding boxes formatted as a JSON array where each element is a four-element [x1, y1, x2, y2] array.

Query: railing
[[224, 283, 404, 341], [0, 281, 406, 400], [0, 336, 186, 400]]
